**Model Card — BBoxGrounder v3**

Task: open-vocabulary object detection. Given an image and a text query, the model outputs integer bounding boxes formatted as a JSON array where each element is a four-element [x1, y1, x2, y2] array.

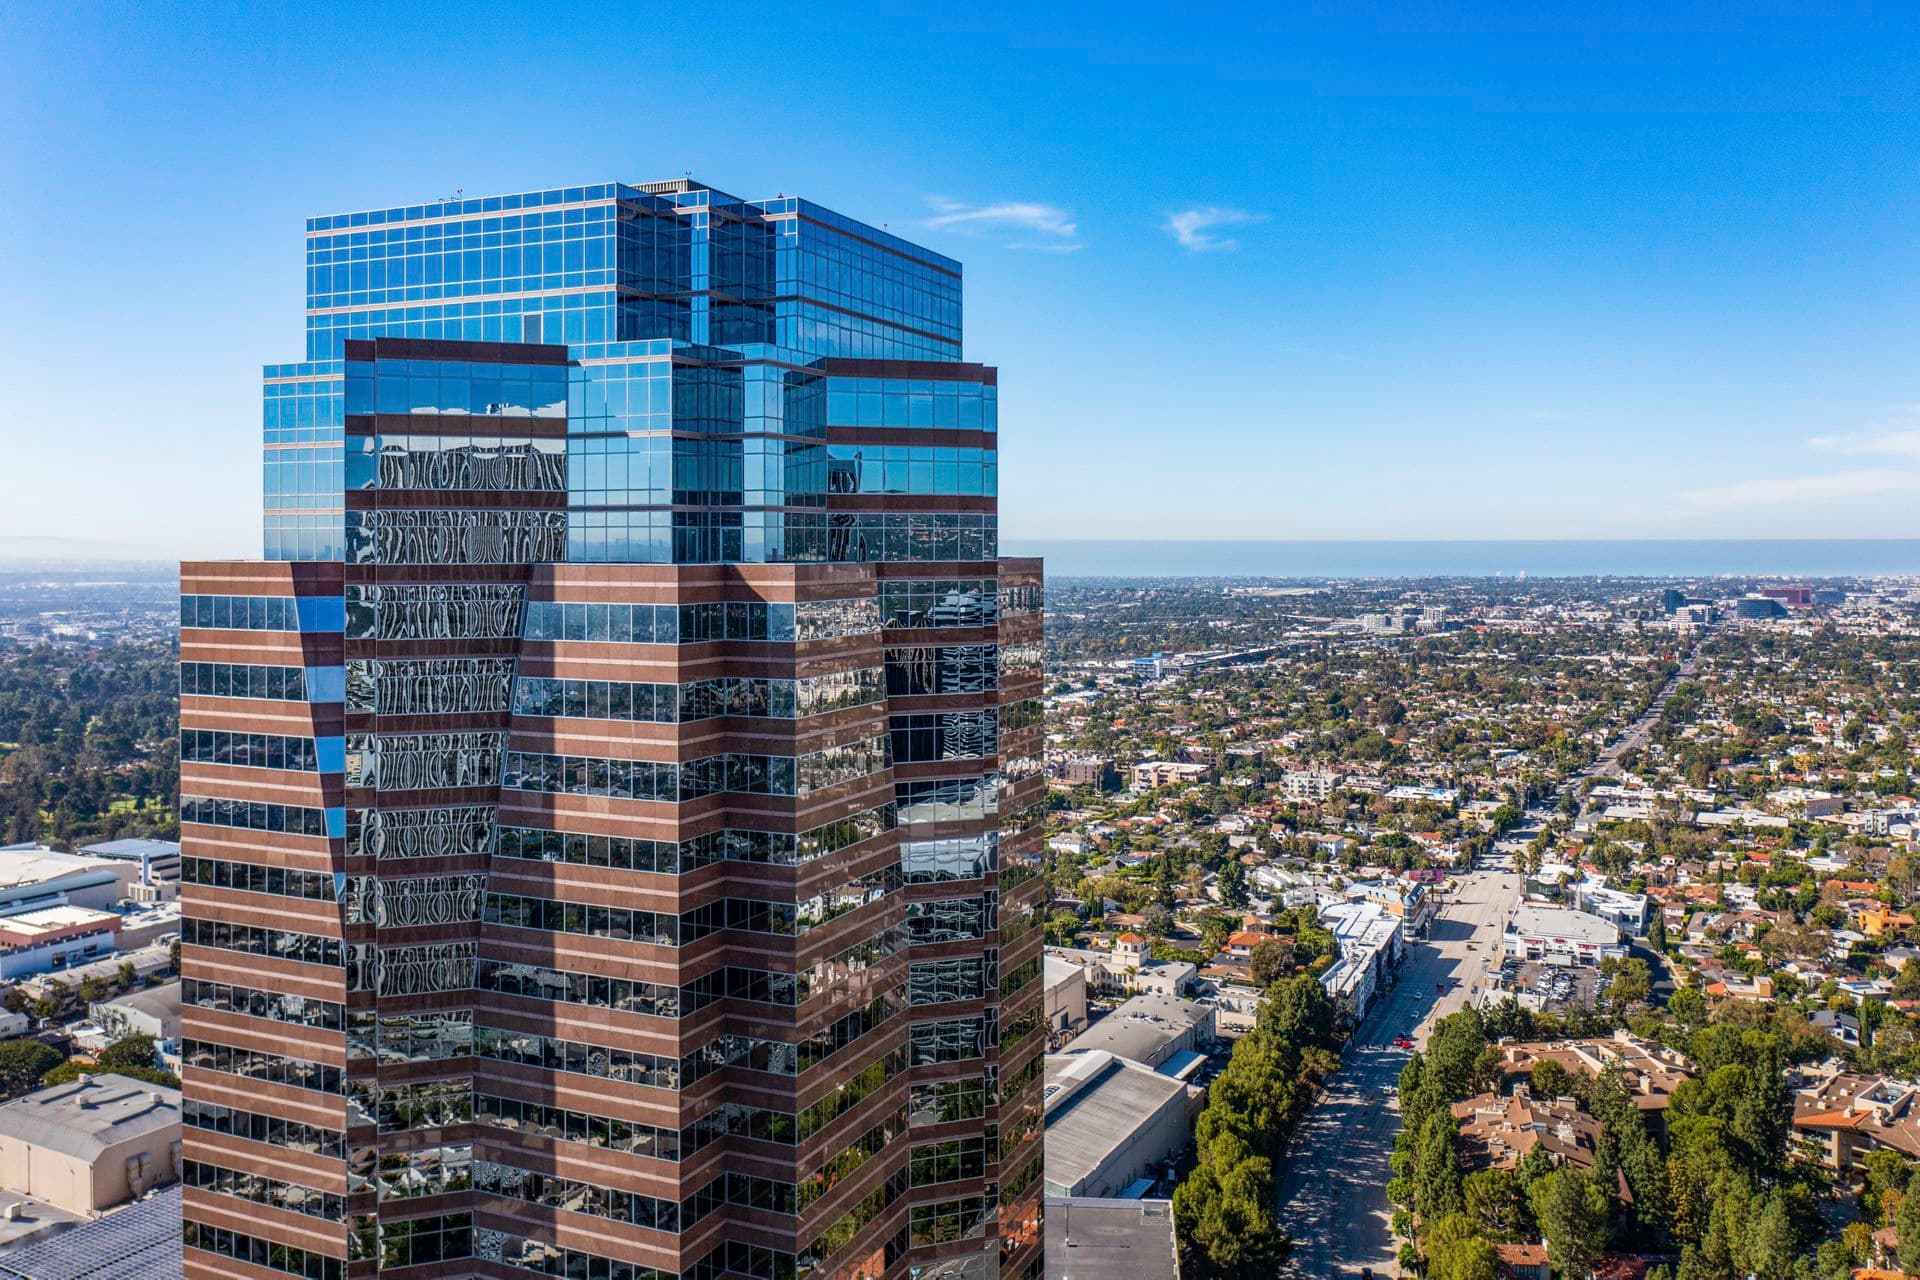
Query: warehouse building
[[1043, 1051, 1202, 1198], [0, 1075, 180, 1215]]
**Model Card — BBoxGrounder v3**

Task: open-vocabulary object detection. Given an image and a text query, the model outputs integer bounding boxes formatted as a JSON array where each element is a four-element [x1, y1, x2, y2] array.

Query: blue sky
[[6, 0, 1920, 557]]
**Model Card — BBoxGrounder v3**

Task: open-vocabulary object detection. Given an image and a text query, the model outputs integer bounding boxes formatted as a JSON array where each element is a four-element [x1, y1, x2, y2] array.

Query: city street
[[1569, 628, 1708, 823], [1275, 867, 1523, 1279], [1272, 638, 1699, 1276]]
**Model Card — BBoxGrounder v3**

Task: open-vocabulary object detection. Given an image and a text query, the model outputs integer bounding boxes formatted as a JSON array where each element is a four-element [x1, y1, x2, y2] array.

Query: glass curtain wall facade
[[181, 178, 1044, 1280]]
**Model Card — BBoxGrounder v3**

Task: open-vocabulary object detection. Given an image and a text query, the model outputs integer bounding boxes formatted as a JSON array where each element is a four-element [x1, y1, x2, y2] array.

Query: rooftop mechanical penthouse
[[179, 178, 1044, 1280]]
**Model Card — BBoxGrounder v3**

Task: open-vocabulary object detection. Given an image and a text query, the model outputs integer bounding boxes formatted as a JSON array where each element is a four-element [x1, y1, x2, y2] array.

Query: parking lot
[[1486, 957, 1600, 1014]]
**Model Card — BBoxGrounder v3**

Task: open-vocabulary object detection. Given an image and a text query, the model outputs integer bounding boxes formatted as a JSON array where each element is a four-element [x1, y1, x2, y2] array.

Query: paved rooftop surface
[[0, 851, 117, 892], [1060, 993, 1210, 1068], [0, 1184, 180, 1279], [1044, 1196, 1179, 1280]]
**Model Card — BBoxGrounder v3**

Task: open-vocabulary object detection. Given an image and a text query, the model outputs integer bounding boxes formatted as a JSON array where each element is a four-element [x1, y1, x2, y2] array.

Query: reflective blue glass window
[[295, 595, 345, 633]]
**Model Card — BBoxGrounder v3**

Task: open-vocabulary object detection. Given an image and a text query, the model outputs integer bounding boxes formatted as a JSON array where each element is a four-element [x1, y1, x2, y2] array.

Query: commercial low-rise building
[[1569, 877, 1652, 936], [1050, 934, 1197, 999], [77, 840, 180, 905], [0, 908, 121, 980], [0, 849, 134, 918], [1352, 878, 1435, 940], [15, 943, 172, 1005], [0, 1181, 183, 1277], [1060, 994, 1215, 1071], [1043, 1050, 1202, 1198], [0, 1075, 179, 1215], [1319, 900, 1405, 1017], [1503, 905, 1626, 966], [105, 902, 178, 953], [1046, 954, 1090, 1043], [89, 983, 180, 1051]]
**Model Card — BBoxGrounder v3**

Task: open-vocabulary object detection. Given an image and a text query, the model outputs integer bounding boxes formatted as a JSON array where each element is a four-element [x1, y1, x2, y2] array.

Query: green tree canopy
[[0, 1041, 59, 1096], [1426, 1212, 1500, 1280], [1529, 1169, 1608, 1280]]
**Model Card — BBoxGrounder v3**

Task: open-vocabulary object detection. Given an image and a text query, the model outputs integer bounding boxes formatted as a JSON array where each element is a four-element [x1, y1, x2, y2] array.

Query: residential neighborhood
[[1037, 575, 1920, 1280]]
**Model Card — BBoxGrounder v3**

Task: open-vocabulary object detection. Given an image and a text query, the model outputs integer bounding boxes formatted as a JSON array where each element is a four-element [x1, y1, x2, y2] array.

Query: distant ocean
[[1000, 539, 1920, 580]]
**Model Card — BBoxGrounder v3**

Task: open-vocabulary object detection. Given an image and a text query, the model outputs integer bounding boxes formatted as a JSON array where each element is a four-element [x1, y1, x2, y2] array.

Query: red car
[[1392, 1035, 1414, 1049]]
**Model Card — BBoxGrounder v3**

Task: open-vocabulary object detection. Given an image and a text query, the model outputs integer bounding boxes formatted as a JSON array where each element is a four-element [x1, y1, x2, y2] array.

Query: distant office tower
[[179, 180, 1044, 1280], [1735, 595, 1789, 620], [1758, 585, 1813, 608]]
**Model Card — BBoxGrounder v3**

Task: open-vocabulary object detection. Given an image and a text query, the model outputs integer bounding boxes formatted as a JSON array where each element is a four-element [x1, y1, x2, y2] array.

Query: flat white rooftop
[[1509, 905, 1620, 946], [0, 848, 119, 890], [0, 906, 118, 939]]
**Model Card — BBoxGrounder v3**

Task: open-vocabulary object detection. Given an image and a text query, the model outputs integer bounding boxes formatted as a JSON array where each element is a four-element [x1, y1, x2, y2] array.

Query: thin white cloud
[[1678, 469, 1917, 512], [1163, 206, 1265, 252], [1807, 404, 1920, 456], [923, 198, 1079, 249], [1809, 430, 1920, 457]]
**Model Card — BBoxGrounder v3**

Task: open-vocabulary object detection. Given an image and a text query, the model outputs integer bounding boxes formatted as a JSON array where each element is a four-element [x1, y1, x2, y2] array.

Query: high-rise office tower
[[179, 179, 1044, 1280]]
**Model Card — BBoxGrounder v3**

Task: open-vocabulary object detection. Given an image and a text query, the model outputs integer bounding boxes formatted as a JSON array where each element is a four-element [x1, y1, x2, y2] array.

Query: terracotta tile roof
[[1592, 1256, 1662, 1280], [1793, 1073, 1920, 1159], [1794, 1108, 1870, 1129], [1496, 1036, 1694, 1113], [1452, 1091, 1600, 1172], [1497, 1243, 1549, 1266]]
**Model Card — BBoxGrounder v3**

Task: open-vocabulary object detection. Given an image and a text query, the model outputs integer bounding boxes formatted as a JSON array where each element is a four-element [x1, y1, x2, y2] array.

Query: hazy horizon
[[11, 535, 1920, 581]]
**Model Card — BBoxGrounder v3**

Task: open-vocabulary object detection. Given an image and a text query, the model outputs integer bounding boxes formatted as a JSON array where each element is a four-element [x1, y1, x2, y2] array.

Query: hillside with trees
[[0, 640, 178, 847]]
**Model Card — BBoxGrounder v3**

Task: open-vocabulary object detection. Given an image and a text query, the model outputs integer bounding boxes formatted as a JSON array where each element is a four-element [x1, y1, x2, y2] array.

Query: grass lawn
[[106, 797, 173, 816]]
